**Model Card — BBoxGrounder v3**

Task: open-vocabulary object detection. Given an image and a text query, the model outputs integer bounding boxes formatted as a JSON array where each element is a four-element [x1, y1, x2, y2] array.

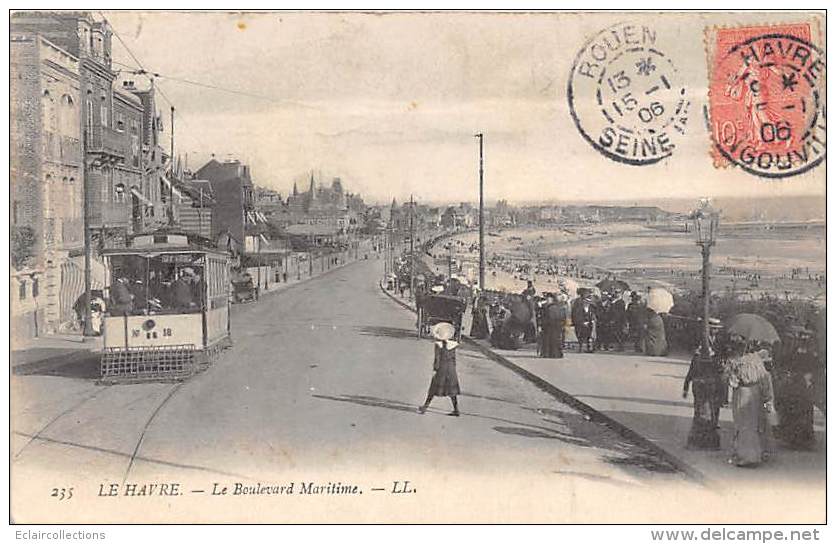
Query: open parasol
[[725, 313, 780, 344], [646, 287, 674, 313], [596, 278, 630, 292]]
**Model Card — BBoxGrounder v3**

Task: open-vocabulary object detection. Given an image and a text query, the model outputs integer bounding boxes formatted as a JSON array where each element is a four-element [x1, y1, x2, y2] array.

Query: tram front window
[[108, 254, 205, 315]]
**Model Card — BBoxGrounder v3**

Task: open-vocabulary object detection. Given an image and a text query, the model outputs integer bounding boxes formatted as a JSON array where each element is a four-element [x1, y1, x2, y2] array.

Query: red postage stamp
[[706, 23, 825, 178]]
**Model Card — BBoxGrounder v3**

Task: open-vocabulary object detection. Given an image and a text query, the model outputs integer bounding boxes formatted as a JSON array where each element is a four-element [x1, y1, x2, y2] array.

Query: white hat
[[431, 322, 456, 341]]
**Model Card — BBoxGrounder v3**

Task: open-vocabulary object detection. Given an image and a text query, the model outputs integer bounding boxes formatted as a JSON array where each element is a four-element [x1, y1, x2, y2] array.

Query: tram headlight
[[142, 319, 156, 331]]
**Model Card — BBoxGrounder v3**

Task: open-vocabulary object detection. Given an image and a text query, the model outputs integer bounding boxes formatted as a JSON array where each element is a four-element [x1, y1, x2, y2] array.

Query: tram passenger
[[109, 276, 134, 316], [172, 270, 196, 311]]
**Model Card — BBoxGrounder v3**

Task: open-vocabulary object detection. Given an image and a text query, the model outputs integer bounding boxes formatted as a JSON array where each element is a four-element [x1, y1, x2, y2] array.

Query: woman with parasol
[[418, 322, 462, 416], [723, 314, 780, 467], [642, 287, 673, 356]]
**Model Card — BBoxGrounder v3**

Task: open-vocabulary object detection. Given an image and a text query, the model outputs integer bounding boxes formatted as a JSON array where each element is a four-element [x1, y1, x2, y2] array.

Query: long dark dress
[[643, 311, 668, 356], [775, 369, 815, 449], [684, 351, 723, 450], [470, 305, 490, 339], [540, 303, 566, 358], [428, 342, 461, 397]]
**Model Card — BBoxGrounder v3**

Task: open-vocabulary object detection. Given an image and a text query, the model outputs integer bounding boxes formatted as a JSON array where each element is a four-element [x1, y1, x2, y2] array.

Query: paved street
[[11, 257, 706, 523]]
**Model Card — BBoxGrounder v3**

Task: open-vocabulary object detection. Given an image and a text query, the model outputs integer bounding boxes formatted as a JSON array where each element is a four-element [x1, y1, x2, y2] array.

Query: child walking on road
[[418, 322, 461, 416]]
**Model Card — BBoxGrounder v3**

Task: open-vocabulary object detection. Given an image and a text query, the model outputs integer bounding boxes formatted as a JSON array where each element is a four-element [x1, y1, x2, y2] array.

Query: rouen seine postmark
[[568, 22, 690, 165], [706, 23, 826, 178]]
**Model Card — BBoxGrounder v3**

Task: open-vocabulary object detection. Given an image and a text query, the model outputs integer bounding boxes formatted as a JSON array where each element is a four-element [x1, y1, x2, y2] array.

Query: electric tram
[[99, 231, 231, 382]]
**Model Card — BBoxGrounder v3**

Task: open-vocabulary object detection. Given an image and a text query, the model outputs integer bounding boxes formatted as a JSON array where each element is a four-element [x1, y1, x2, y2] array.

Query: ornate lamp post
[[686, 198, 721, 450], [694, 199, 719, 357]]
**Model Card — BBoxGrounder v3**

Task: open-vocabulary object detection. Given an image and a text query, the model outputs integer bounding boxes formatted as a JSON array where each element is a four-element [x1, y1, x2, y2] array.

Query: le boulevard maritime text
[[97, 480, 417, 497]]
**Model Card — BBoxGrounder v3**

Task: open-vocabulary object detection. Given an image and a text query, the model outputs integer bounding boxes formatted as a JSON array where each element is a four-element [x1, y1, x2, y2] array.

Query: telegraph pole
[[475, 133, 485, 292], [409, 194, 415, 301], [169, 105, 175, 225], [81, 125, 93, 338]]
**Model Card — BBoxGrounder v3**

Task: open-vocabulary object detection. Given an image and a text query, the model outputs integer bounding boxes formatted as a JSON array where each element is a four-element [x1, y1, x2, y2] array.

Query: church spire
[[292, 181, 298, 196], [308, 171, 316, 201]]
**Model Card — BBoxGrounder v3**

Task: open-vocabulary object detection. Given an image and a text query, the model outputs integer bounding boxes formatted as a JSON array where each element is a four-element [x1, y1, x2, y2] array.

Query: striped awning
[[161, 174, 183, 201]]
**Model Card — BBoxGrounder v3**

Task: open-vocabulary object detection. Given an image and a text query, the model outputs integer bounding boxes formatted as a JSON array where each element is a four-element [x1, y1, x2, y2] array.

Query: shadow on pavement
[[312, 392, 674, 477], [574, 394, 692, 409], [528, 407, 680, 474], [355, 326, 421, 341], [12, 350, 100, 380], [312, 393, 419, 413]]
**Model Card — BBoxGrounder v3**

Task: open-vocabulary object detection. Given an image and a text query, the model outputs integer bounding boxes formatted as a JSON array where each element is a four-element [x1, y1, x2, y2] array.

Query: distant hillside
[[536, 195, 824, 223]]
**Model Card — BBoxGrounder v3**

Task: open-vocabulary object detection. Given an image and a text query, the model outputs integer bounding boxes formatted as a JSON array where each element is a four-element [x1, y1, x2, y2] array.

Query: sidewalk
[[11, 333, 103, 379], [382, 284, 826, 487]]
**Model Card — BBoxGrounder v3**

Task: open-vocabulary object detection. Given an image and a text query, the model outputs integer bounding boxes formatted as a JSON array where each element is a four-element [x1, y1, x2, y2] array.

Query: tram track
[[121, 382, 184, 484], [12, 387, 108, 459]]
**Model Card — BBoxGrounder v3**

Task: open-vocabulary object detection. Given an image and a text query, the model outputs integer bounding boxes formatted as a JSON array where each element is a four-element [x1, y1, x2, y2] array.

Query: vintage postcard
[[8, 10, 826, 524]]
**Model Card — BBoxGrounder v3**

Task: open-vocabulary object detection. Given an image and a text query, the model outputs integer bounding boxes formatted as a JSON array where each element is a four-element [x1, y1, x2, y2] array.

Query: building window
[[19, 281, 26, 300], [32, 278, 39, 298], [100, 103, 108, 127], [86, 100, 94, 133], [114, 183, 126, 204], [116, 111, 125, 132]]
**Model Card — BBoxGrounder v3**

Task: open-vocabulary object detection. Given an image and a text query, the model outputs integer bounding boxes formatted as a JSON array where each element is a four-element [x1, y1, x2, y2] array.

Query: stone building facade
[[10, 11, 170, 337], [10, 31, 83, 336]]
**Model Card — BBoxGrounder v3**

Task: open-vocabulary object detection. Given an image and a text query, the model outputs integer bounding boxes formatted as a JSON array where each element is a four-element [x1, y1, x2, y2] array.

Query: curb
[[378, 280, 710, 486]]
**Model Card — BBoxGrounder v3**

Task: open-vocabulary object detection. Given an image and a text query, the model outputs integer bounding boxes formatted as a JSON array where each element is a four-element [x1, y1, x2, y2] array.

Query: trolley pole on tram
[[475, 133, 485, 292]]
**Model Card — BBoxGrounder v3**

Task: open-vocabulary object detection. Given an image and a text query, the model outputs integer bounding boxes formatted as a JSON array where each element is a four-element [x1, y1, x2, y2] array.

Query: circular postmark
[[708, 30, 826, 179], [568, 22, 690, 165]]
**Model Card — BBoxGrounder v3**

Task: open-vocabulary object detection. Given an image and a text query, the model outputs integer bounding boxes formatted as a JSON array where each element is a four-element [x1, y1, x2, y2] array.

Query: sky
[[103, 10, 826, 205]]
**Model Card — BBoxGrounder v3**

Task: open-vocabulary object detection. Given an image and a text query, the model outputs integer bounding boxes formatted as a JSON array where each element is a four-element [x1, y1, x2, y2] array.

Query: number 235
[[51, 487, 73, 501]]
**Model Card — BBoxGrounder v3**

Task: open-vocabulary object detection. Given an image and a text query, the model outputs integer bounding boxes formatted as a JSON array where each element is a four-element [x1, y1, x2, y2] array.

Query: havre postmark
[[705, 23, 826, 178]]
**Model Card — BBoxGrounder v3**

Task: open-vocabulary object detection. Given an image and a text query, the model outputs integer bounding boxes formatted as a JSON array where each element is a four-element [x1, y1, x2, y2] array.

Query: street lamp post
[[694, 199, 719, 359], [686, 198, 721, 450]]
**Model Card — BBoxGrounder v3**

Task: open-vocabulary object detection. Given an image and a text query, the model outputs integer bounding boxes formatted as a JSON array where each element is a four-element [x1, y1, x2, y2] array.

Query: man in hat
[[609, 288, 628, 351], [626, 291, 647, 352], [571, 291, 597, 353], [172, 269, 196, 311], [683, 317, 725, 449]]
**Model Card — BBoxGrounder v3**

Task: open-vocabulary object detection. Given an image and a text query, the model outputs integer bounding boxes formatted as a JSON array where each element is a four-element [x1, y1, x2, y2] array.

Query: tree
[[11, 226, 36, 269]]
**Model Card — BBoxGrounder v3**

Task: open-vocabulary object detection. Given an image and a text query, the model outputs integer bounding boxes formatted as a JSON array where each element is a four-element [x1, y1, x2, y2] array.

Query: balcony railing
[[86, 126, 126, 158]]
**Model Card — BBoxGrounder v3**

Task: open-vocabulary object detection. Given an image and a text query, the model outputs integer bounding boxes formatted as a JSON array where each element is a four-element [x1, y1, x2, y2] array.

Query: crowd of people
[[414, 236, 824, 468], [683, 321, 821, 466], [468, 280, 671, 359], [465, 275, 822, 468]]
